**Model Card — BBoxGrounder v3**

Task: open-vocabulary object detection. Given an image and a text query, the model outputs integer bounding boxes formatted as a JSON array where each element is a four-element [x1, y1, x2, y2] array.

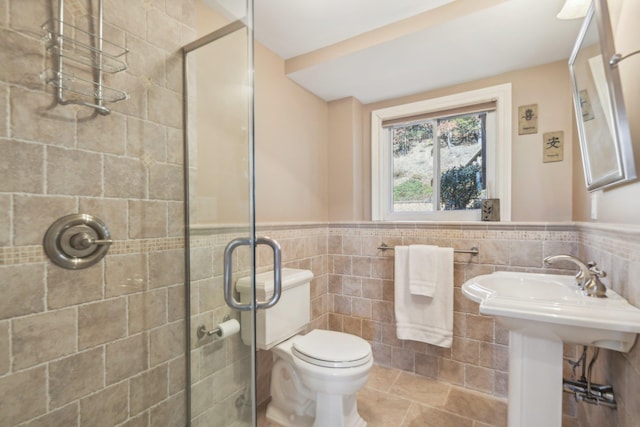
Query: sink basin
[[462, 271, 640, 427], [462, 271, 640, 352]]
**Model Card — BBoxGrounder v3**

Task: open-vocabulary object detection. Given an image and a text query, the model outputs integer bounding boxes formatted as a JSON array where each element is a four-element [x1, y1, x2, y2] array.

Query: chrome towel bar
[[377, 243, 479, 255]]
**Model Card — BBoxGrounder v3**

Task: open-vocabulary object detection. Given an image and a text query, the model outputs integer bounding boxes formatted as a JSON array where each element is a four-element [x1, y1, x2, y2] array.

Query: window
[[372, 84, 511, 221]]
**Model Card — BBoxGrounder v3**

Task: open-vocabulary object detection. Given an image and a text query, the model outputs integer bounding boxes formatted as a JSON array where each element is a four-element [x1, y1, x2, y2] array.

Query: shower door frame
[[182, 14, 258, 426]]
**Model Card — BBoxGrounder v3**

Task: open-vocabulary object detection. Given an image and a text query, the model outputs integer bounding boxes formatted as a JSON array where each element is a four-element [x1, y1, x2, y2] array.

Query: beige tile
[[150, 162, 183, 201], [464, 365, 495, 394], [438, 358, 464, 386], [78, 198, 128, 240], [108, 71, 148, 120], [106, 333, 148, 385], [149, 248, 184, 289], [452, 337, 479, 364], [352, 297, 372, 318], [353, 256, 372, 277], [150, 391, 186, 427], [0, 138, 44, 193], [362, 319, 382, 342], [390, 372, 450, 407], [391, 347, 415, 372], [49, 347, 104, 408], [130, 364, 169, 415], [106, 253, 148, 297], [79, 298, 127, 349], [479, 342, 508, 372], [509, 240, 543, 267], [150, 320, 185, 366], [128, 288, 167, 334], [443, 387, 507, 427], [126, 117, 167, 166], [191, 376, 215, 418], [167, 201, 185, 237], [0, 194, 9, 245], [362, 278, 383, 300], [343, 276, 363, 296], [79, 382, 128, 427], [103, 0, 147, 40], [0, 321, 8, 375], [0, 28, 44, 89], [147, 8, 182, 52], [20, 403, 79, 427], [77, 112, 126, 155], [371, 300, 393, 323], [148, 85, 182, 128], [415, 353, 438, 379], [12, 308, 76, 370], [0, 263, 45, 319], [169, 355, 186, 395], [0, 2, 6, 28], [0, 366, 47, 425], [343, 316, 362, 336], [365, 364, 401, 393], [47, 261, 103, 309], [372, 257, 393, 280], [104, 155, 146, 199], [10, 86, 75, 145], [466, 314, 494, 342], [357, 387, 412, 427], [129, 200, 167, 238], [401, 402, 473, 427], [14, 195, 75, 245], [47, 146, 103, 196], [125, 35, 166, 84], [166, 127, 183, 165], [168, 283, 186, 321]]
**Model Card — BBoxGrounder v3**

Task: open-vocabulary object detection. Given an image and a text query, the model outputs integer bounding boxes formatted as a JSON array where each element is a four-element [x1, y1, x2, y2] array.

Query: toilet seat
[[292, 330, 372, 368]]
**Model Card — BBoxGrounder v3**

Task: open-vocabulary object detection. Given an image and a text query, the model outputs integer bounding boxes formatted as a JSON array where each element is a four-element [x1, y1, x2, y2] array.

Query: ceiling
[[204, 0, 585, 104]]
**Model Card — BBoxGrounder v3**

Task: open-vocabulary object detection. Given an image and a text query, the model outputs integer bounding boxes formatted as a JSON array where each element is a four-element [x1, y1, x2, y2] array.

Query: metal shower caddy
[[41, 0, 129, 115]]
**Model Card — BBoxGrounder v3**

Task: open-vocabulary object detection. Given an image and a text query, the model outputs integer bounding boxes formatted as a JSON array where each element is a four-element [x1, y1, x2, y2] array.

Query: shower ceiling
[[204, 0, 584, 103]]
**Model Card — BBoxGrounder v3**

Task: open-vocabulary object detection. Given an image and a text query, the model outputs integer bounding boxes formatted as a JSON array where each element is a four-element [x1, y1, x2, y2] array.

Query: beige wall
[[254, 44, 330, 223], [342, 60, 575, 222], [572, 0, 640, 224]]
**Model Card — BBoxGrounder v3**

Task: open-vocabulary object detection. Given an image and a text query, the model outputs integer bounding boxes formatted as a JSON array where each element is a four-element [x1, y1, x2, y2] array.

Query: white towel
[[409, 245, 439, 297], [394, 245, 454, 348]]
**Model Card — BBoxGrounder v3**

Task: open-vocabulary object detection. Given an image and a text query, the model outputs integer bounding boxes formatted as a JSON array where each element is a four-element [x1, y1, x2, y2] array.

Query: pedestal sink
[[462, 271, 640, 427]]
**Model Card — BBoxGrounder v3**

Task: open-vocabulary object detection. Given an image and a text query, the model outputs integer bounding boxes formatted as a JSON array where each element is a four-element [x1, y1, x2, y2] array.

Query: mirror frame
[[569, 0, 636, 191]]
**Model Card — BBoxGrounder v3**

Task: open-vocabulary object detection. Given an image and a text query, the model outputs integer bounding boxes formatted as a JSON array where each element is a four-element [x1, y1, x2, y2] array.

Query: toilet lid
[[292, 330, 372, 368]]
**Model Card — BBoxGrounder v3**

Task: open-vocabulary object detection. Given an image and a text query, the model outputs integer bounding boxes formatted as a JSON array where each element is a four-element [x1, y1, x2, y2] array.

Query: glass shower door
[[183, 17, 258, 427]]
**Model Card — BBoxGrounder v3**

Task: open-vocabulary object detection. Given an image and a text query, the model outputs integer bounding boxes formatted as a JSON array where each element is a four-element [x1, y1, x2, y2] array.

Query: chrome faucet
[[543, 254, 607, 298]]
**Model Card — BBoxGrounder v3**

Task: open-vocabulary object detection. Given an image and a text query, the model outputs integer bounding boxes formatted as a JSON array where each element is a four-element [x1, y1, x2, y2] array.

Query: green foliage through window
[[394, 178, 432, 202], [440, 164, 481, 210]]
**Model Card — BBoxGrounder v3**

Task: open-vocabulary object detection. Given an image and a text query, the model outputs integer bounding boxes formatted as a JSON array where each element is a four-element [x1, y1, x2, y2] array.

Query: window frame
[[371, 83, 512, 221]]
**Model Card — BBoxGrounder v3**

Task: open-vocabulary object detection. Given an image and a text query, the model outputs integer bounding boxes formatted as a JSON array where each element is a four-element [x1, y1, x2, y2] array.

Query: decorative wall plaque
[[543, 131, 564, 163], [518, 104, 538, 135]]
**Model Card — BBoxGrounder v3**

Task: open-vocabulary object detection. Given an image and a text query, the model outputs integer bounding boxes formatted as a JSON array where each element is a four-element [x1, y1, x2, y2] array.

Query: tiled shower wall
[[0, 1, 194, 426]]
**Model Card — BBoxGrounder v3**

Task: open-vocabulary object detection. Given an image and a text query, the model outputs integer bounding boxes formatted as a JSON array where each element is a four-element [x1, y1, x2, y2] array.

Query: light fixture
[[557, 0, 591, 19]]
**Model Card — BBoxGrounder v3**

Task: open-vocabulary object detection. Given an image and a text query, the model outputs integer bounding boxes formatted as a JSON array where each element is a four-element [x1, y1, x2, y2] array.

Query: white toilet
[[237, 268, 373, 427]]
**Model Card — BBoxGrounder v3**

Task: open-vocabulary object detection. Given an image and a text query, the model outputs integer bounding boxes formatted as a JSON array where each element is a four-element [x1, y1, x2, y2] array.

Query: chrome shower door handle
[[223, 236, 282, 311], [255, 236, 282, 310]]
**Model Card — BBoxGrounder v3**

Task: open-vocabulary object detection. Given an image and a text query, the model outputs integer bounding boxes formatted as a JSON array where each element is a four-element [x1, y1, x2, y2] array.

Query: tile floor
[[258, 364, 508, 427]]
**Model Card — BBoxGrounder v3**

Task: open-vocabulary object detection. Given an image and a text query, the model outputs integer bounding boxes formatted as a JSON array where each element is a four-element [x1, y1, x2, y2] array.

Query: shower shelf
[[42, 18, 128, 73], [41, 69, 128, 103], [41, 0, 129, 115]]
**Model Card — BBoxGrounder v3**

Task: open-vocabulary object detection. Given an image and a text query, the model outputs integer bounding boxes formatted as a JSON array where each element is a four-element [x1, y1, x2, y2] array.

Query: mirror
[[569, 0, 636, 191]]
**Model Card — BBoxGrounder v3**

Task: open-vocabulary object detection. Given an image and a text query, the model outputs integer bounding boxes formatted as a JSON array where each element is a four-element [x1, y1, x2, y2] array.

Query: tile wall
[[0, 1, 195, 426], [574, 224, 640, 427]]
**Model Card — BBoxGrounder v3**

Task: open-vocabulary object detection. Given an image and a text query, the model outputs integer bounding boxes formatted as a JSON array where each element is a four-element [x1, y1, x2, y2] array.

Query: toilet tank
[[236, 268, 313, 350]]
